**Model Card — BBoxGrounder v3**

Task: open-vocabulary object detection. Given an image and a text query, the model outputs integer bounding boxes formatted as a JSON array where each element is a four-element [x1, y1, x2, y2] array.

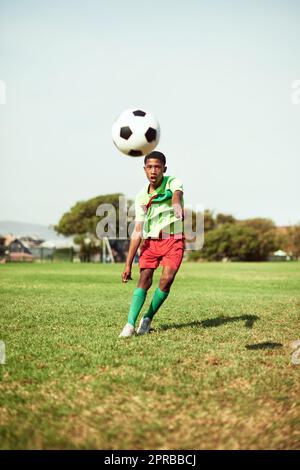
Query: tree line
[[187, 210, 300, 261], [55, 194, 300, 262]]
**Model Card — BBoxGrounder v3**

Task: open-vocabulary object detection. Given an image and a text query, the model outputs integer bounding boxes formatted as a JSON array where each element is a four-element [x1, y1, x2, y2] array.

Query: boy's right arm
[[122, 221, 143, 283]]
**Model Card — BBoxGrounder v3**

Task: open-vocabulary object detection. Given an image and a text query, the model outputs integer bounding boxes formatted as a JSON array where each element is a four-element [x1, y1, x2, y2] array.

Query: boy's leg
[[137, 237, 184, 335], [126, 268, 154, 326], [119, 269, 154, 337], [158, 265, 178, 292], [145, 266, 178, 319], [138, 268, 154, 290], [137, 266, 178, 334]]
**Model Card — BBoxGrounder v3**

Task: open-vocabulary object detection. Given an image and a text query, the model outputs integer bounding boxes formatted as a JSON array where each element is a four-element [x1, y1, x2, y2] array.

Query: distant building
[[269, 249, 291, 261], [0, 235, 6, 259], [0, 234, 34, 262]]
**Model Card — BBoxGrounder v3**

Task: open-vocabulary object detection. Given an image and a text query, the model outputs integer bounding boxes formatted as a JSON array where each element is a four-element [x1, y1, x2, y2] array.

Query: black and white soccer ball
[[112, 108, 160, 157]]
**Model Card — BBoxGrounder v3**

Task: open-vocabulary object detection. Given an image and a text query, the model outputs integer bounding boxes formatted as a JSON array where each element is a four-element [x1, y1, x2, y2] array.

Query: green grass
[[0, 261, 300, 450]]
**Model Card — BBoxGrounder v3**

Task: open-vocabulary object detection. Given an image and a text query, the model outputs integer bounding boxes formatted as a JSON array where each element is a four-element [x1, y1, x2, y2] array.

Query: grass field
[[0, 261, 300, 450]]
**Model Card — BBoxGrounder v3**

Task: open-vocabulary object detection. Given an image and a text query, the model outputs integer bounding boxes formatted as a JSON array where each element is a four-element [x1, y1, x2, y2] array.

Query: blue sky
[[0, 0, 299, 226]]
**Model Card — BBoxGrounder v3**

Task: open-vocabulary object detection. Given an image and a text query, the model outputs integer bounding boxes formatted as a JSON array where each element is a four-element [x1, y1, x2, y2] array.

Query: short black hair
[[144, 151, 166, 166]]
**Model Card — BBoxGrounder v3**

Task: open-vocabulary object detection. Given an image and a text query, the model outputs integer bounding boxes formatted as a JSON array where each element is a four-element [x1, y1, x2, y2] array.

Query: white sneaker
[[137, 317, 152, 335], [118, 323, 135, 338]]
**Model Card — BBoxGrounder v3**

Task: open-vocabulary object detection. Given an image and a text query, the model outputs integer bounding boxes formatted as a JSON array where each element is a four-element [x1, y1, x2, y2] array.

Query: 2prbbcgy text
[[104, 453, 197, 467]]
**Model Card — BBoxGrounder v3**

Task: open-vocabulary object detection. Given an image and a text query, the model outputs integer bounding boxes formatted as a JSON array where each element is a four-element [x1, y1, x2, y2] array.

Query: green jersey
[[135, 175, 184, 239]]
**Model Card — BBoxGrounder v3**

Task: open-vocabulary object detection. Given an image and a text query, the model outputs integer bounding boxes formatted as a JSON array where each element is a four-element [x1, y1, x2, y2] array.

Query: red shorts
[[139, 235, 185, 271]]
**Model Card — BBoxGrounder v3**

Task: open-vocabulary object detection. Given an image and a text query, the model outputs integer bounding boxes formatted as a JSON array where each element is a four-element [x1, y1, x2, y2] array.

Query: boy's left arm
[[172, 190, 184, 219]]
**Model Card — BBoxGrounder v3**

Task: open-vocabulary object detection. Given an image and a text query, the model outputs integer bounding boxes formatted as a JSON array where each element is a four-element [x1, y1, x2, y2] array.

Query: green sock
[[127, 287, 147, 326], [144, 288, 169, 320]]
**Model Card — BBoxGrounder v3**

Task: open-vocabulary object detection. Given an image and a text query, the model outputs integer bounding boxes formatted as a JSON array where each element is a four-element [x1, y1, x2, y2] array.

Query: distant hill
[[0, 221, 65, 241]]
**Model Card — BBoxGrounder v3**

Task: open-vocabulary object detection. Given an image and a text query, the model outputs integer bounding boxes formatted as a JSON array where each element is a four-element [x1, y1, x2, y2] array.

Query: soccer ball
[[112, 108, 160, 157]]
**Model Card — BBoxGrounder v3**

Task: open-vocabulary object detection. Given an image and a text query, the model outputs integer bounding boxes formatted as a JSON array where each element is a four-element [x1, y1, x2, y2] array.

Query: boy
[[119, 150, 184, 337]]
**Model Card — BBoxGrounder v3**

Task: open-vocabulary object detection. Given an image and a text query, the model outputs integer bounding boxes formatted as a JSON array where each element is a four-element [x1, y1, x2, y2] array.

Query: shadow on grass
[[158, 314, 259, 332], [245, 342, 283, 350]]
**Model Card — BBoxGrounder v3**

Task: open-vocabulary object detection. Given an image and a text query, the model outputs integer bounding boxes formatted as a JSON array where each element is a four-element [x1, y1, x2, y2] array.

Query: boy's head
[[144, 151, 166, 166], [143, 151, 167, 186]]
